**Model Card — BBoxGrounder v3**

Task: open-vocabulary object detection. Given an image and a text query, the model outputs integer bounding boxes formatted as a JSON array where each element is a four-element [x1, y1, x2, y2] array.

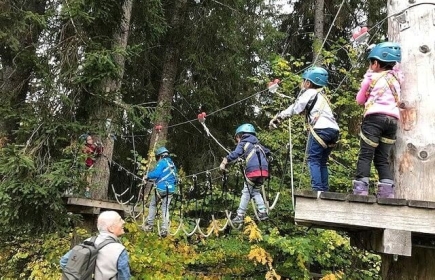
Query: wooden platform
[[294, 191, 435, 256], [64, 196, 134, 216]]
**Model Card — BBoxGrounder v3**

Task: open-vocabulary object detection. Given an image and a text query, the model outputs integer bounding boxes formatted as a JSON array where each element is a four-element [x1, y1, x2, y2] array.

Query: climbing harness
[[360, 71, 399, 148], [305, 88, 337, 149], [364, 71, 400, 113]]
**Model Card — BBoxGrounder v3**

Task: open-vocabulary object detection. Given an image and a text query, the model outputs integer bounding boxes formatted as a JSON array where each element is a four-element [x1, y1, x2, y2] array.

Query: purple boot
[[377, 182, 395, 198], [353, 180, 369, 195]]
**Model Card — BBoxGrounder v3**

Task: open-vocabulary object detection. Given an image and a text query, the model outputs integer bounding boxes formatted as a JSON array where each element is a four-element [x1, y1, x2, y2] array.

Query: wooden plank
[[347, 194, 377, 204], [377, 198, 407, 206], [408, 200, 435, 209], [66, 197, 132, 212], [295, 196, 435, 235], [294, 190, 319, 198], [66, 205, 101, 215], [319, 192, 348, 201], [350, 229, 412, 256], [382, 229, 412, 256]]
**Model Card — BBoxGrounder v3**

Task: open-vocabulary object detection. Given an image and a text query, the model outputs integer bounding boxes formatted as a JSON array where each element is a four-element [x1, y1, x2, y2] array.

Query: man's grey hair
[[97, 211, 121, 232]]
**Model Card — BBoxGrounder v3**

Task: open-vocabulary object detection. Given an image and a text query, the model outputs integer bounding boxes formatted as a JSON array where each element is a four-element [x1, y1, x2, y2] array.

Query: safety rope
[[288, 120, 295, 210], [198, 112, 231, 154]]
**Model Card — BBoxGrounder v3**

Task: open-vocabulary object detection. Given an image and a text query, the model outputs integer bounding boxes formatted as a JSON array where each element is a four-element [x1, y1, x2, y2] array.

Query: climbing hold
[[155, 125, 163, 132]]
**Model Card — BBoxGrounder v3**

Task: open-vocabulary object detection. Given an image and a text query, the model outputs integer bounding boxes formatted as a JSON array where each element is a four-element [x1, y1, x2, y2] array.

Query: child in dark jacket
[[220, 123, 270, 225]]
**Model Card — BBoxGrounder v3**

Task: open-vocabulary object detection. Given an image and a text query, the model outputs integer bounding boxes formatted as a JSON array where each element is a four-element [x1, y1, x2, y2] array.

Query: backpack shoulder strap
[[97, 236, 118, 251], [83, 235, 98, 246]]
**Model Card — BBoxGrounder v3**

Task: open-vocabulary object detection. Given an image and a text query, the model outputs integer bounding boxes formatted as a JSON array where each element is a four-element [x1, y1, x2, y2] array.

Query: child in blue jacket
[[142, 147, 177, 237], [220, 123, 270, 224]]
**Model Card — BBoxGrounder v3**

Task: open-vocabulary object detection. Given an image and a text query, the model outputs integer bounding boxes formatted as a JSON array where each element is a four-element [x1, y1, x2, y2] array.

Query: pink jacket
[[356, 66, 404, 119]]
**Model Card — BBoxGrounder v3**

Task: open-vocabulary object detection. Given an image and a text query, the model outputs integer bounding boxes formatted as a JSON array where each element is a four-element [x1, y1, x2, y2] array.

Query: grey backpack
[[62, 236, 116, 280]]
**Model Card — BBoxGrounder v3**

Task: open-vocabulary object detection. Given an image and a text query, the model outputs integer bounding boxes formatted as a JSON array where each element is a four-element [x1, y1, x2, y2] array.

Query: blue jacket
[[226, 134, 270, 176], [147, 157, 177, 194]]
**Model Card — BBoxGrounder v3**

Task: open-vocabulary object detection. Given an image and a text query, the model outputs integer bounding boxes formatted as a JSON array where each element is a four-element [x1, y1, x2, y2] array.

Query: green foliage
[[0, 222, 381, 279], [0, 144, 76, 236], [0, 0, 389, 278], [123, 223, 198, 279], [263, 228, 381, 279], [0, 232, 70, 279]]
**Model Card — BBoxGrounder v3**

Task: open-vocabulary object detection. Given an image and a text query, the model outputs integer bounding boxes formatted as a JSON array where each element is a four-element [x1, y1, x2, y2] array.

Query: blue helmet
[[235, 123, 256, 136], [368, 42, 401, 63], [301, 67, 328, 87], [155, 147, 169, 156]]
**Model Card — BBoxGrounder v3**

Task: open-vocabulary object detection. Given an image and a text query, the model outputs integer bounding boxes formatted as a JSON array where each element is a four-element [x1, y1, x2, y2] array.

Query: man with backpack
[[220, 123, 271, 225], [60, 210, 131, 280]]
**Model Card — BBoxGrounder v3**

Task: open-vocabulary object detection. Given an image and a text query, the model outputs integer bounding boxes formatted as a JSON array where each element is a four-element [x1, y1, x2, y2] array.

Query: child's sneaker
[[231, 215, 244, 225], [257, 212, 269, 221], [142, 224, 153, 232], [160, 229, 168, 237]]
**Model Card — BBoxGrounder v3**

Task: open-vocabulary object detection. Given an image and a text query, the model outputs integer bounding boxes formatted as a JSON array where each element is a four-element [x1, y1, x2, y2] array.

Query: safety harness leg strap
[[308, 125, 336, 149], [360, 131, 396, 148]]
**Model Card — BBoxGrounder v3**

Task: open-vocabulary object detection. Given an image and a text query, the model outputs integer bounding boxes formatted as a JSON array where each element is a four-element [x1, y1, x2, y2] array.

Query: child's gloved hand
[[269, 114, 282, 129]]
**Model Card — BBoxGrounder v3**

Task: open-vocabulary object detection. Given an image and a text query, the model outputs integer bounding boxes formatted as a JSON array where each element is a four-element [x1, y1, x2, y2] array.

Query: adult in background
[[60, 210, 131, 280]]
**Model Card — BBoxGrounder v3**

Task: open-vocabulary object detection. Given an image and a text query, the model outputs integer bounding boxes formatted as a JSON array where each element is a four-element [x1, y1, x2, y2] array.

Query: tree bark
[[382, 1, 435, 278], [147, 0, 188, 155], [312, 0, 325, 65], [89, 0, 133, 200]]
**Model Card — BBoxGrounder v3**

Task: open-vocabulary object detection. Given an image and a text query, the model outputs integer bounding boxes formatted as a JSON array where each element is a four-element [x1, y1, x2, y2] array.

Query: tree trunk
[[312, 0, 325, 65], [147, 0, 188, 154], [382, 247, 435, 280], [90, 0, 133, 200], [383, 1, 435, 278]]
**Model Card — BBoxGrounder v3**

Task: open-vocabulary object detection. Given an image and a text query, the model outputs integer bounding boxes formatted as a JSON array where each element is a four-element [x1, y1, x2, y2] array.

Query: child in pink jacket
[[353, 42, 404, 198]]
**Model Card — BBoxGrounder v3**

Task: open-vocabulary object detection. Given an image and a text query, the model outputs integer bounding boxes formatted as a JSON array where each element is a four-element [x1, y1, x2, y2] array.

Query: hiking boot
[[142, 224, 153, 232], [352, 180, 369, 195], [257, 212, 269, 221], [231, 215, 244, 225], [377, 182, 395, 198], [160, 229, 168, 237]]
